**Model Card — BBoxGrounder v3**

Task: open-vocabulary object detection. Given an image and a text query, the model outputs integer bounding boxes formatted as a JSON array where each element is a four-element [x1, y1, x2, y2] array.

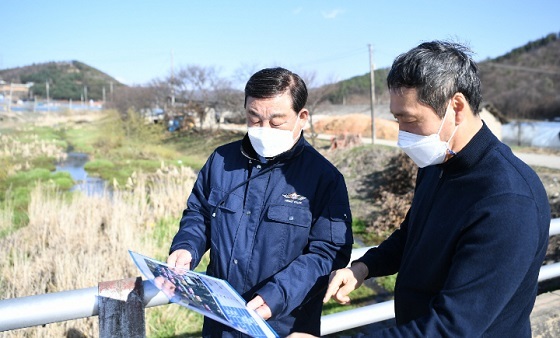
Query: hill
[[0, 61, 123, 101], [1, 33, 559, 119], [478, 33, 560, 120], [331, 32, 560, 120]]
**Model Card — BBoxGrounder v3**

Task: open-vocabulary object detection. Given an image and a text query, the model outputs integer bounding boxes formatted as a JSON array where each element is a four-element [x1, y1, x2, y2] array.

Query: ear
[[451, 93, 469, 125], [298, 109, 309, 126]]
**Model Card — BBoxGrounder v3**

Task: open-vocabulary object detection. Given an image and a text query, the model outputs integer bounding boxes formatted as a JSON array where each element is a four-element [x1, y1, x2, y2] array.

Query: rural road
[[513, 152, 560, 170]]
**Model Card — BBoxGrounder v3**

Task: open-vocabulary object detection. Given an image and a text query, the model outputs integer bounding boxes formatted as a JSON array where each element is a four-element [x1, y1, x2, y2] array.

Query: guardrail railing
[[1, 218, 559, 335]]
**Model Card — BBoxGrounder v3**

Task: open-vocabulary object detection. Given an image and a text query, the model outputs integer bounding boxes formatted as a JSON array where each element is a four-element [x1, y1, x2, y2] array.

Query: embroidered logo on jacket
[[283, 192, 307, 204]]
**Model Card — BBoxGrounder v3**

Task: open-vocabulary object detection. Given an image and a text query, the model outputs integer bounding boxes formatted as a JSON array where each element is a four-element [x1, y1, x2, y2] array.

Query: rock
[[531, 291, 560, 337]]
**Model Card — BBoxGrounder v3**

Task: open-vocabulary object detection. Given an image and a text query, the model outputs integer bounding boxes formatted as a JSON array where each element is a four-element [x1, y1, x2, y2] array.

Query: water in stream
[[56, 152, 106, 196]]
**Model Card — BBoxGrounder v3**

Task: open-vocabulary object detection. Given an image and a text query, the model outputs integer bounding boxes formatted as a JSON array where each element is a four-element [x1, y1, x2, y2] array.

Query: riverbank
[[2, 110, 560, 337]]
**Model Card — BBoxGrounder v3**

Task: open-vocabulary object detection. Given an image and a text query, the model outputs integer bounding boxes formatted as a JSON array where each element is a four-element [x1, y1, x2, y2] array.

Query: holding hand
[[323, 262, 369, 304], [247, 295, 272, 320], [167, 249, 193, 270]]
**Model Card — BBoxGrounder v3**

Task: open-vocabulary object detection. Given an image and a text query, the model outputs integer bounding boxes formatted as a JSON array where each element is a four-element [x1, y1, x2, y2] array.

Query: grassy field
[[0, 110, 384, 337]]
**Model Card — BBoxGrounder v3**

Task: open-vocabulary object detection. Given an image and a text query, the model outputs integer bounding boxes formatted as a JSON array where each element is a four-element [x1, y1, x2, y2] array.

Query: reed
[[0, 164, 197, 337], [0, 133, 67, 176]]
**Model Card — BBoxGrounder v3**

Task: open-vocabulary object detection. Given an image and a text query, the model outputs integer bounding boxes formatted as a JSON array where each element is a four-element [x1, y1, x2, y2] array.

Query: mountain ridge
[[1, 32, 559, 119], [0, 60, 123, 101], [333, 32, 560, 119]]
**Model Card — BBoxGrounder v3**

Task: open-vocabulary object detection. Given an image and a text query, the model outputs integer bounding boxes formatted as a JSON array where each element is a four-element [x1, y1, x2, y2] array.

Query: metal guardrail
[[320, 217, 560, 335], [1, 218, 559, 334], [0, 280, 170, 332]]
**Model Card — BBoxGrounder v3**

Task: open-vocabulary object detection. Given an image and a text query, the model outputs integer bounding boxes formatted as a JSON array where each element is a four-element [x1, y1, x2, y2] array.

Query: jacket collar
[[439, 121, 499, 174], [241, 132, 306, 164]]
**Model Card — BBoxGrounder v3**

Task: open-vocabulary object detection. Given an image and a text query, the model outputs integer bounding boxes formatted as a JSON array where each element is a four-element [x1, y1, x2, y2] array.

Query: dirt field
[[313, 114, 398, 140]]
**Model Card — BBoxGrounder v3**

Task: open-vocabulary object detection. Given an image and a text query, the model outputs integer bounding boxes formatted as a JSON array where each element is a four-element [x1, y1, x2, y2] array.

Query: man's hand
[[323, 262, 369, 304], [167, 249, 192, 270], [247, 295, 272, 320]]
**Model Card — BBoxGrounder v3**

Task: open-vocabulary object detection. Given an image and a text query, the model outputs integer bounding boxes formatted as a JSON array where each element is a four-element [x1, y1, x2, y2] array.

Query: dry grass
[[1, 110, 107, 129], [0, 133, 67, 176], [0, 164, 197, 337], [0, 194, 14, 234]]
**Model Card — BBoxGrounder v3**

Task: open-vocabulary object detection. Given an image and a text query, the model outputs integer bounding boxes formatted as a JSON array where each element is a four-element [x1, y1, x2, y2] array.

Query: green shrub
[[84, 159, 115, 171], [50, 172, 75, 190]]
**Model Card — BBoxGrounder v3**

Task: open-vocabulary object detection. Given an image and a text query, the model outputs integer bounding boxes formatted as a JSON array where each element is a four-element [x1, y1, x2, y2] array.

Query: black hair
[[244, 67, 308, 113], [387, 40, 482, 117]]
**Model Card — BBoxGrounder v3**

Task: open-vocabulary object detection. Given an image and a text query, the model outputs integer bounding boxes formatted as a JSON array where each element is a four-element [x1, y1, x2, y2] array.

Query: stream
[[56, 152, 106, 196]]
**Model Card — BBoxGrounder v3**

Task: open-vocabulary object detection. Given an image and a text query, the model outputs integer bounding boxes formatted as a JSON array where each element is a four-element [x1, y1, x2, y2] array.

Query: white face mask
[[397, 105, 459, 168], [248, 114, 301, 158]]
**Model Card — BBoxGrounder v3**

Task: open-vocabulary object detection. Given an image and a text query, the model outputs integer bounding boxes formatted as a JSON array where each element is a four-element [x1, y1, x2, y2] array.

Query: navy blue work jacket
[[171, 133, 353, 337]]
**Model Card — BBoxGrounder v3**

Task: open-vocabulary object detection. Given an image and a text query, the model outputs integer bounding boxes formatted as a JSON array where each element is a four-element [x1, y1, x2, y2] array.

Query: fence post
[[98, 276, 146, 338]]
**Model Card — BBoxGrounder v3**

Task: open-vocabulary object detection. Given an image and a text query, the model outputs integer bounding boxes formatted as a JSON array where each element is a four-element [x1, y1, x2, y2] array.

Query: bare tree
[[232, 63, 262, 89], [171, 65, 218, 129], [110, 85, 158, 117], [300, 71, 339, 146], [213, 83, 244, 126], [165, 65, 244, 130]]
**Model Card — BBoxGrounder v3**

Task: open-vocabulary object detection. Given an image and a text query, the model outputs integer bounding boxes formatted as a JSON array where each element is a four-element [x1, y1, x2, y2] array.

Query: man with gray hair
[[324, 41, 550, 337]]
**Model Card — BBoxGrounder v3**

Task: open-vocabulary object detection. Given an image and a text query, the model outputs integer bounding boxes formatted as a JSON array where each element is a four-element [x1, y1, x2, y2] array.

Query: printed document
[[129, 250, 278, 338]]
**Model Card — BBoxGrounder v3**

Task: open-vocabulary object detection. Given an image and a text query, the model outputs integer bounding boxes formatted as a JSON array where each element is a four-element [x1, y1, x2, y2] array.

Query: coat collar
[[439, 122, 499, 174]]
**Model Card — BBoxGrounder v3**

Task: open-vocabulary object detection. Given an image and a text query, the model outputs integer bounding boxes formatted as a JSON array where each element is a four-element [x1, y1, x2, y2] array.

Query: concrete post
[[98, 277, 146, 338]]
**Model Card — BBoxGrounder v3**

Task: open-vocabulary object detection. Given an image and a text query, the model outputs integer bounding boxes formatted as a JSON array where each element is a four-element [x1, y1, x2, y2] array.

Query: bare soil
[[313, 114, 399, 140]]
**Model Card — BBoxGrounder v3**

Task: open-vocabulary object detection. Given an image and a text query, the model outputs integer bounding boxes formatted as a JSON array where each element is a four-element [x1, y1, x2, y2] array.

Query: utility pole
[[8, 82, 12, 112], [171, 49, 175, 110], [46, 81, 50, 112], [110, 81, 114, 102], [368, 44, 376, 144]]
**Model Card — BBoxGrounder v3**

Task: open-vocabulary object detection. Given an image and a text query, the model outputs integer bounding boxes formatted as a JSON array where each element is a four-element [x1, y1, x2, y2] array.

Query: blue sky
[[2, 1, 559, 88]]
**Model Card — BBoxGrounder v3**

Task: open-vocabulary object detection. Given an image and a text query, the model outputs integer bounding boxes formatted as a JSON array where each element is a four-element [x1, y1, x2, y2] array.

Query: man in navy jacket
[[323, 41, 551, 337], [168, 67, 353, 337]]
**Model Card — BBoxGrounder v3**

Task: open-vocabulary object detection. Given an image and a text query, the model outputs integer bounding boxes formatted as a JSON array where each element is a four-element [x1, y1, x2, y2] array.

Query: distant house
[[479, 102, 508, 141], [163, 96, 221, 130], [0, 81, 33, 101]]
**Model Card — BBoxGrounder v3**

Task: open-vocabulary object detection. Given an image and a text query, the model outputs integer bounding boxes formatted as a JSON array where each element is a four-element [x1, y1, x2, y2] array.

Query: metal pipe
[[538, 262, 560, 282], [550, 218, 560, 236], [0, 280, 168, 331], [321, 300, 395, 336]]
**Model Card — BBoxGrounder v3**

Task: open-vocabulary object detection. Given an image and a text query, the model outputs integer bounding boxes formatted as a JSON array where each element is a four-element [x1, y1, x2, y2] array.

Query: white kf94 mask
[[248, 114, 301, 158], [397, 105, 459, 168]]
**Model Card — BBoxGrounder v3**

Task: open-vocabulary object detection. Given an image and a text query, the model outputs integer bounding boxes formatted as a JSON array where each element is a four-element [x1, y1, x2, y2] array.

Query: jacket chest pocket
[[267, 204, 312, 228], [263, 205, 312, 261], [207, 188, 244, 242], [208, 188, 243, 213]]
